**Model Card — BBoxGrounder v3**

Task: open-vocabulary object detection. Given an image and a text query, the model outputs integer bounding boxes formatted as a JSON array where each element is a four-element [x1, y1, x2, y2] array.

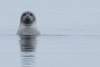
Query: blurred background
[[0, 0, 100, 35]]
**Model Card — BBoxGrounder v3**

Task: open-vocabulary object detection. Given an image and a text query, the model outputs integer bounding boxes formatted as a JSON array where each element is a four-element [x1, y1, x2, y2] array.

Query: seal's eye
[[23, 13, 26, 16], [30, 13, 33, 16]]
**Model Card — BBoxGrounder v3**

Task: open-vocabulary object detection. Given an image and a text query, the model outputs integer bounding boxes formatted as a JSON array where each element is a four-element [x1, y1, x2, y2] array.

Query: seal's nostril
[[26, 16, 29, 18], [25, 16, 30, 20]]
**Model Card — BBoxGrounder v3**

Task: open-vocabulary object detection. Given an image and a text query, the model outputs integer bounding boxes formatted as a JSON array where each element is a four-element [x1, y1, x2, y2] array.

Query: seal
[[17, 11, 41, 36]]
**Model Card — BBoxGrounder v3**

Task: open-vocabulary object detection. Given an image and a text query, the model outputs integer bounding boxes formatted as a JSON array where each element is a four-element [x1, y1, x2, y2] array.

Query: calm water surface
[[0, 35, 100, 67]]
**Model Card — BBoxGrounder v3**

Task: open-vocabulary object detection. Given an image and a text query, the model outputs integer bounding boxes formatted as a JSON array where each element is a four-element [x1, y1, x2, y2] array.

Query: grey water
[[0, 0, 100, 67]]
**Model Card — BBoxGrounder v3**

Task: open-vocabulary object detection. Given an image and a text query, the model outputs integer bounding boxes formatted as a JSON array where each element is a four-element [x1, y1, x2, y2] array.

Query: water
[[0, 0, 100, 67]]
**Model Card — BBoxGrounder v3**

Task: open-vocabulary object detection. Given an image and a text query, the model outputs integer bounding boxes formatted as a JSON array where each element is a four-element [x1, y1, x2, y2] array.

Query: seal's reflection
[[19, 36, 37, 67]]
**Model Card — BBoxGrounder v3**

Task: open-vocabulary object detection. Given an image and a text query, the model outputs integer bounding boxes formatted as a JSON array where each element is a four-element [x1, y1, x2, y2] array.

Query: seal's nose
[[26, 16, 30, 19]]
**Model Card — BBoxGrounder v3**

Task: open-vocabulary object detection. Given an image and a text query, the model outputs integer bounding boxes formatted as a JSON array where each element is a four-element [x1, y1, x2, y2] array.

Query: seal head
[[21, 11, 36, 26]]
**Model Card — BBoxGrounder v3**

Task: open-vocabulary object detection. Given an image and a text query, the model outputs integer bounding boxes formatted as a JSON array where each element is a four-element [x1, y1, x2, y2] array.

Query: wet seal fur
[[17, 11, 41, 37]]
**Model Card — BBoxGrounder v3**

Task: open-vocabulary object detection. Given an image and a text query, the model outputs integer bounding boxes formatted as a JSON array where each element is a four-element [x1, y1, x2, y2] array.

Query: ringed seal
[[17, 11, 41, 36]]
